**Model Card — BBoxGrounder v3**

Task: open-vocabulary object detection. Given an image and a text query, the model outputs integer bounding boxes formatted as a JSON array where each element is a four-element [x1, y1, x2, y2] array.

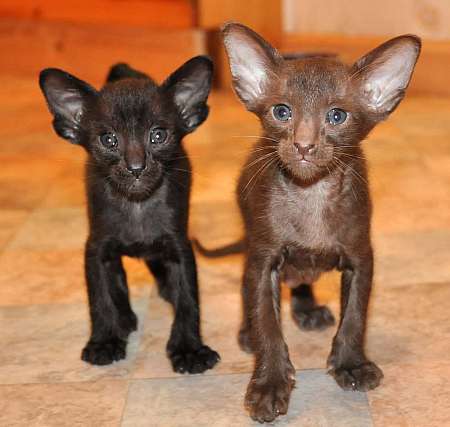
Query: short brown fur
[[218, 23, 421, 423]]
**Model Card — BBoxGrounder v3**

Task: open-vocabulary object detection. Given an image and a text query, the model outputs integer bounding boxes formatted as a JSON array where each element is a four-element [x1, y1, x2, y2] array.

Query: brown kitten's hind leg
[[291, 284, 335, 331]]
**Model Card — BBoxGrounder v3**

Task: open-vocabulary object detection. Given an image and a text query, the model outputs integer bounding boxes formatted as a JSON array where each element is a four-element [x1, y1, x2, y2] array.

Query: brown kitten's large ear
[[162, 55, 213, 134], [222, 22, 282, 111], [351, 35, 421, 119], [39, 68, 97, 144]]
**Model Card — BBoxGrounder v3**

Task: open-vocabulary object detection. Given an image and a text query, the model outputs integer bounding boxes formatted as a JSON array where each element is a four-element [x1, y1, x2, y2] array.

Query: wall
[[283, 0, 450, 40]]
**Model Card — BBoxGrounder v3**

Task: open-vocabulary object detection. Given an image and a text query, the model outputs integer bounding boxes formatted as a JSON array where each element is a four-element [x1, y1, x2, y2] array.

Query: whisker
[[334, 152, 365, 160], [334, 156, 368, 186], [241, 155, 277, 198], [245, 156, 279, 200], [231, 135, 280, 143], [243, 151, 278, 170]]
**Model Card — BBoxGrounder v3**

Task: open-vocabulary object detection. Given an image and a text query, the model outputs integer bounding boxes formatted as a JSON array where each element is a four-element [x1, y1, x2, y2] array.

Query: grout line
[[119, 380, 131, 427]]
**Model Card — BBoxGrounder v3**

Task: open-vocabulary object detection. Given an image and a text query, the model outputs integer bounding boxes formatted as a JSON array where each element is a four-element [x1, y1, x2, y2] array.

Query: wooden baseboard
[[0, 0, 194, 29], [0, 18, 206, 85], [282, 33, 450, 96]]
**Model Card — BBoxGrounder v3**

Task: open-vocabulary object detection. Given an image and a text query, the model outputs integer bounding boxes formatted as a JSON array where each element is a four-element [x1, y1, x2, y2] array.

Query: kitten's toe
[[81, 338, 127, 365], [245, 368, 295, 423], [292, 305, 335, 331], [169, 345, 220, 374], [329, 361, 383, 391]]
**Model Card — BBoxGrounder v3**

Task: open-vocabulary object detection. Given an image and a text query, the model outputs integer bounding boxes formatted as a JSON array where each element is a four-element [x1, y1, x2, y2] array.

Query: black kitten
[[39, 57, 220, 373]]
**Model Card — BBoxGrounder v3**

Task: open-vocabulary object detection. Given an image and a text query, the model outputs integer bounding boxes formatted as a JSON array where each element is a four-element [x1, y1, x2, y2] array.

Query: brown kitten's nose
[[294, 142, 317, 156], [127, 164, 145, 179]]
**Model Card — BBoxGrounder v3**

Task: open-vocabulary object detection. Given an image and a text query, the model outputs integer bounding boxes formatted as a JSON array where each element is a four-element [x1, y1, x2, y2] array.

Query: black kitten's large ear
[[162, 56, 213, 133], [39, 68, 97, 144], [222, 22, 282, 111], [351, 35, 421, 119]]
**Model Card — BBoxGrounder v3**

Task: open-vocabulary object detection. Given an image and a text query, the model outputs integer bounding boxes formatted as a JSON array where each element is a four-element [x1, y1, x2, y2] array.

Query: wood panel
[[0, 18, 206, 85], [197, 0, 282, 89], [0, 0, 194, 29], [283, 33, 450, 96], [198, 0, 282, 45], [283, 0, 450, 41]]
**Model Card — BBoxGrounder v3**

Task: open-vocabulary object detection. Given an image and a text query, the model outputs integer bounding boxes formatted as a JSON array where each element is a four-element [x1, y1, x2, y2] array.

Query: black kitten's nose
[[294, 143, 317, 156], [127, 164, 145, 178]]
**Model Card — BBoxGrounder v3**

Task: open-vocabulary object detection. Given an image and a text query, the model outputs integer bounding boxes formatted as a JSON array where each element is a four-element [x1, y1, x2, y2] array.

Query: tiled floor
[[1, 77, 450, 426]]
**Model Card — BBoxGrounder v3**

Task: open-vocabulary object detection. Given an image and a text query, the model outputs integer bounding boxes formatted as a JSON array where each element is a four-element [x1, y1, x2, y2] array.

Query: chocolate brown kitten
[[215, 23, 420, 422]]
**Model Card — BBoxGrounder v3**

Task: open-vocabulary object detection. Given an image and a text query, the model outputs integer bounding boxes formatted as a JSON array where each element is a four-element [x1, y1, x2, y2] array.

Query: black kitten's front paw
[[81, 337, 127, 365], [292, 305, 335, 331], [168, 345, 220, 374], [329, 361, 383, 391]]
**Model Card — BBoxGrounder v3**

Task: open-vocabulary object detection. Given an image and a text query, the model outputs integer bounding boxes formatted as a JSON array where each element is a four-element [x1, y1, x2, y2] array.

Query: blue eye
[[150, 128, 168, 144], [273, 104, 292, 122], [99, 132, 118, 148], [327, 108, 347, 125]]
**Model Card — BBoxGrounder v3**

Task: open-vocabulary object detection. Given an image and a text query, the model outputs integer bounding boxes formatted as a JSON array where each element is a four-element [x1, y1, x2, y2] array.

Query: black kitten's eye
[[99, 132, 118, 148], [150, 128, 168, 144], [273, 104, 292, 122], [327, 108, 348, 125]]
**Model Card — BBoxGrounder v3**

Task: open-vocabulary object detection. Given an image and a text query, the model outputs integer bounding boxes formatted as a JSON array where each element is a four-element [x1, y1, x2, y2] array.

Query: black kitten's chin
[[110, 170, 164, 201]]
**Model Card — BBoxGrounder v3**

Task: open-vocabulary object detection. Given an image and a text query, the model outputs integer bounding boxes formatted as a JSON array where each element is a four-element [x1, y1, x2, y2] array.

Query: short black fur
[[39, 57, 220, 373]]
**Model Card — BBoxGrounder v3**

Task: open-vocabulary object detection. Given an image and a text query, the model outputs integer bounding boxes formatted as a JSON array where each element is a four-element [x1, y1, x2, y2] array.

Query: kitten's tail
[[192, 238, 244, 258]]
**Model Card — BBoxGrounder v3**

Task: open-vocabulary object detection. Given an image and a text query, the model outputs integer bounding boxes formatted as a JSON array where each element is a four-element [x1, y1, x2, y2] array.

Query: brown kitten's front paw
[[245, 369, 296, 423], [292, 305, 335, 331], [329, 361, 383, 391]]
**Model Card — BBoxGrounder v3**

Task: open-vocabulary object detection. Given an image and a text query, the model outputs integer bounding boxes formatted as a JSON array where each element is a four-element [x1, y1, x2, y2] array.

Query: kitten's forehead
[[96, 80, 172, 130], [283, 58, 350, 108]]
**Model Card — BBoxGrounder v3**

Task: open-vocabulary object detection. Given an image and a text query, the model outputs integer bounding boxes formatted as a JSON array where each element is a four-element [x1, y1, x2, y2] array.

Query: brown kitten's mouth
[[280, 155, 333, 183]]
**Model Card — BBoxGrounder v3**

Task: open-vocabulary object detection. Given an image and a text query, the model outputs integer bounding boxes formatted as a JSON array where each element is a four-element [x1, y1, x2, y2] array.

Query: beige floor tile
[[7, 207, 87, 251], [0, 380, 128, 427], [369, 362, 450, 427], [371, 160, 450, 235], [0, 248, 152, 306], [123, 370, 372, 427], [0, 297, 148, 384], [374, 230, 450, 287], [0, 209, 29, 250], [0, 249, 86, 305], [366, 282, 450, 366]]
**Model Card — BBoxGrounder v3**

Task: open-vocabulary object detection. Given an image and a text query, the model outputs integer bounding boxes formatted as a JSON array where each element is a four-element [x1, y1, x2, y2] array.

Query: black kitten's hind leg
[[291, 284, 335, 331], [82, 241, 137, 365], [145, 241, 220, 374]]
